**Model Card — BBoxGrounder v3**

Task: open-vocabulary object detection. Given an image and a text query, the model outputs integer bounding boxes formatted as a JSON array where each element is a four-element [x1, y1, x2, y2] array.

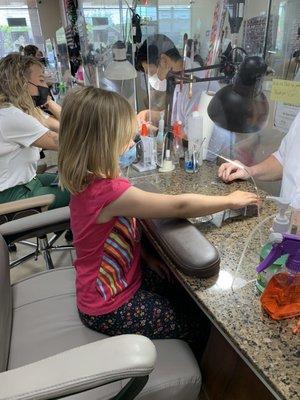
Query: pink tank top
[[70, 177, 142, 316]]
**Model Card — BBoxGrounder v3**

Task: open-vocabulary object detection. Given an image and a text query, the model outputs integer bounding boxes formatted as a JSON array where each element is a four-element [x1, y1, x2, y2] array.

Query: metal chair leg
[[7, 231, 73, 269], [39, 235, 55, 270]]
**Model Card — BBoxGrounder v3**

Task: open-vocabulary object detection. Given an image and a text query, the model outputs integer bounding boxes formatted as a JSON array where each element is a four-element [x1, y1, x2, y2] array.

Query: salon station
[[0, 1, 299, 399]]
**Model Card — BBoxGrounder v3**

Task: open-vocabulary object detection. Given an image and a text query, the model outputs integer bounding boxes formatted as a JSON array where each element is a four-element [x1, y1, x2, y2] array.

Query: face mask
[[119, 143, 137, 168], [148, 73, 167, 91], [39, 57, 46, 66], [29, 82, 50, 107]]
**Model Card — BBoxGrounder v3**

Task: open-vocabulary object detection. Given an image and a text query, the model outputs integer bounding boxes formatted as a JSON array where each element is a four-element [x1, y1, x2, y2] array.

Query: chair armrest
[[134, 182, 220, 278], [0, 195, 55, 216], [0, 206, 70, 243], [0, 335, 156, 400]]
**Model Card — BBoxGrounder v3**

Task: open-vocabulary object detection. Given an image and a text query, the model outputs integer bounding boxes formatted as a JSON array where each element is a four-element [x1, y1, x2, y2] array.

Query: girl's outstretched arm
[[97, 187, 259, 223]]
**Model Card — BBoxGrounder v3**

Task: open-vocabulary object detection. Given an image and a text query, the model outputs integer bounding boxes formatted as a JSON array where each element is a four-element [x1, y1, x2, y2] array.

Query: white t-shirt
[[0, 106, 48, 192], [171, 58, 232, 158], [172, 58, 220, 128], [273, 111, 300, 203]]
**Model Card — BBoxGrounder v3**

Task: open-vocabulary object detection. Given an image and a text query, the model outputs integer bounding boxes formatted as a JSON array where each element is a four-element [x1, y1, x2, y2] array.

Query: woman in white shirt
[[0, 53, 69, 209]]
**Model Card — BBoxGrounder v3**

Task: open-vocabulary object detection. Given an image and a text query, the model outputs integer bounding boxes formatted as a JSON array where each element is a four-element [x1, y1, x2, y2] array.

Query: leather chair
[[0, 196, 71, 269], [0, 234, 201, 399]]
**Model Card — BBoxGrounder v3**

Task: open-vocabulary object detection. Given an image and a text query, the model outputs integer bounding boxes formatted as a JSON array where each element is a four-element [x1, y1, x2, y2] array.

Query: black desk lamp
[[164, 55, 269, 135], [208, 56, 269, 133]]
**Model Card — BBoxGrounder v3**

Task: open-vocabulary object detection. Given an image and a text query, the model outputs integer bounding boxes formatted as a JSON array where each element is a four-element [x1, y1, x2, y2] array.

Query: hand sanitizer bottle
[[256, 196, 290, 293]]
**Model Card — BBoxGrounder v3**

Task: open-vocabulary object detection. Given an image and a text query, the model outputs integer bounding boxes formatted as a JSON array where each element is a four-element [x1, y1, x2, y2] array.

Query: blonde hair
[[0, 53, 44, 121], [58, 86, 136, 194]]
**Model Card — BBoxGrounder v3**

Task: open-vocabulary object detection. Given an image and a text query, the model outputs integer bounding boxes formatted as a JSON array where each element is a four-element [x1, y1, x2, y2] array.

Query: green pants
[[0, 174, 70, 210]]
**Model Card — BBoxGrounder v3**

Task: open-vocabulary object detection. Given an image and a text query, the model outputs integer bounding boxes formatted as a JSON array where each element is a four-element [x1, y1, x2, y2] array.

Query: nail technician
[[135, 34, 232, 157], [218, 111, 300, 203]]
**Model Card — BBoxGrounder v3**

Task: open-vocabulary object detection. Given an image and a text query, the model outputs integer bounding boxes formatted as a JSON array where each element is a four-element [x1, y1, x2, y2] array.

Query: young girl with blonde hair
[[59, 86, 258, 345]]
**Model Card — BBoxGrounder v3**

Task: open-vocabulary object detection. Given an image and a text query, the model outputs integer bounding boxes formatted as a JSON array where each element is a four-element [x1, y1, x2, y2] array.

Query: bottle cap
[[141, 123, 149, 136], [266, 196, 290, 234], [173, 121, 183, 138]]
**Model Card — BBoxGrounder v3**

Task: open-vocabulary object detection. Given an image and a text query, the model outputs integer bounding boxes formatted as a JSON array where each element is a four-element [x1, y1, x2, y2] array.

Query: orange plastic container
[[260, 272, 300, 320]]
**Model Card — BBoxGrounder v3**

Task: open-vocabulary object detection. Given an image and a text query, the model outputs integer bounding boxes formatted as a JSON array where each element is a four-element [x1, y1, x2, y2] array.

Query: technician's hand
[[137, 109, 150, 124], [218, 160, 249, 183], [227, 190, 260, 209]]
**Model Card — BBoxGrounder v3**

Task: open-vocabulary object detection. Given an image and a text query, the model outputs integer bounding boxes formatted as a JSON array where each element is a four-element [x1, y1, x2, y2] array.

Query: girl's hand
[[218, 161, 249, 183], [227, 190, 260, 209]]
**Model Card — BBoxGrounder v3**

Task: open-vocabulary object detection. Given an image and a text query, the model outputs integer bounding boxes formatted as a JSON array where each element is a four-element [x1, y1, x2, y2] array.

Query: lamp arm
[[178, 75, 224, 84], [183, 76, 224, 83], [168, 61, 232, 84], [167, 63, 223, 80], [164, 66, 225, 131], [183, 63, 223, 74]]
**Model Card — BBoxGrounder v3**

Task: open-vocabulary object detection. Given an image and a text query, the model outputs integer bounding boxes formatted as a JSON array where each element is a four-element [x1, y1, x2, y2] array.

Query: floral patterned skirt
[[79, 266, 209, 357]]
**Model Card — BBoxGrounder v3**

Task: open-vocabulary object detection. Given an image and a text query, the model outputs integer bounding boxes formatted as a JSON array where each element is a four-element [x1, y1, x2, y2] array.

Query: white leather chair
[[0, 233, 202, 399]]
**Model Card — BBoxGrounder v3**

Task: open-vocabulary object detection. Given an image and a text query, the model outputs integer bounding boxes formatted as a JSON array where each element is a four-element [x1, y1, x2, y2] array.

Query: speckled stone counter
[[129, 162, 300, 400]]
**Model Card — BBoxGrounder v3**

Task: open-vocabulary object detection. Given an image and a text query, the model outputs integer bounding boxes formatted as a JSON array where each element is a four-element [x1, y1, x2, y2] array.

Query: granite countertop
[[129, 162, 300, 400]]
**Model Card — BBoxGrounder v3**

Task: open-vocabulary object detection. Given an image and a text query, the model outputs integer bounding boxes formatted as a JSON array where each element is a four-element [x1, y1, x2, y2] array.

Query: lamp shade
[[207, 56, 269, 133], [104, 41, 137, 80]]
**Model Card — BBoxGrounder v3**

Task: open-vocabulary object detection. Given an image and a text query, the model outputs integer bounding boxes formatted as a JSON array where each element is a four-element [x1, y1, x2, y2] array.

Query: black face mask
[[39, 57, 47, 66], [29, 82, 50, 107]]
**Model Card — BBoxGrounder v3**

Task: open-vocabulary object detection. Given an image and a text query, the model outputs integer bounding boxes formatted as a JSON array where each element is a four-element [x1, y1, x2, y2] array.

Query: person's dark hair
[[24, 44, 38, 57], [136, 34, 181, 72]]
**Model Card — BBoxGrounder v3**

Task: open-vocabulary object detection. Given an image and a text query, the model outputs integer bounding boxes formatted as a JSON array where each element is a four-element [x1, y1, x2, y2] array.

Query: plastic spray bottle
[[172, 121, 184, 163], [257, 233, 300, 320], [256, 197, 290, 293]]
